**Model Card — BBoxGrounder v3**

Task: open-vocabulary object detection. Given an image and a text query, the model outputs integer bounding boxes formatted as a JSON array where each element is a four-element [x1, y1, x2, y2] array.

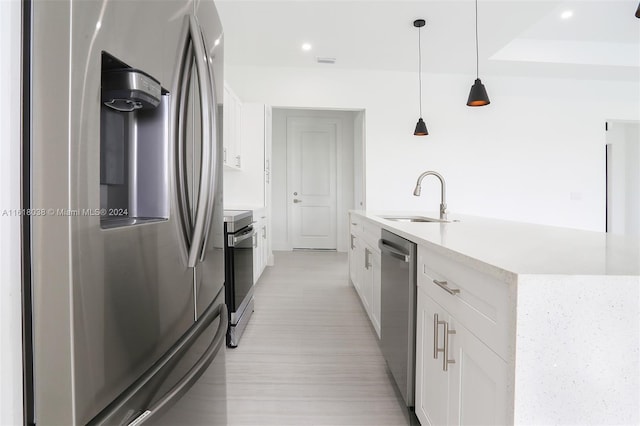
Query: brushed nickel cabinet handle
[[350, 234, 356, 250], [364, 248, 371, 269], [293, 199, 302, 203], [443, 321, 456, 372], [433, 279, 460, 296], [433, 313, 440, 359]]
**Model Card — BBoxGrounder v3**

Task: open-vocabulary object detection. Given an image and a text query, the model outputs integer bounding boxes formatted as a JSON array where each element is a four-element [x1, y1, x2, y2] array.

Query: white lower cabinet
[[253, 214, 268, 284], [416, 245, 511, 426], [348, 214, 381, 338], [416, 288, 509, 425], [260, 220, 269, 269], [360, 246, 373, 312], [349, 232, 360, 291], [363, 246, 381, 335], [448, 317, 509, 426], [416, 291, 450, 426]]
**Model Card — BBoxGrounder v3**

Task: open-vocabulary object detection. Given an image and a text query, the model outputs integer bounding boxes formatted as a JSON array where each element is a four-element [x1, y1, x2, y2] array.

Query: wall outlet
[[570, 192, 583, 201]]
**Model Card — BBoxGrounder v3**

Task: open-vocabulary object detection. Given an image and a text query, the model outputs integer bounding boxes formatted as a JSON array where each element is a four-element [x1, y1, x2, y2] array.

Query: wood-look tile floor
[[225, 251, 409, 426]]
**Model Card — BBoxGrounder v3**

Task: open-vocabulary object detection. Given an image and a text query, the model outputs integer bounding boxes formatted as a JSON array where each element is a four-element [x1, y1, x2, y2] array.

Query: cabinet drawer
[[361, 219, 381, 252], [417, 246, 513, 361], [350, 215, 363, 236]]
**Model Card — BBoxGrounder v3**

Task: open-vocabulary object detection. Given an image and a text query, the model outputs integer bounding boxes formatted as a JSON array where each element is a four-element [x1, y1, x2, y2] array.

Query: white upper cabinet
[[223, 101, 274, 274], [223, 102, 272, 208], [223, 83, 242, 170]]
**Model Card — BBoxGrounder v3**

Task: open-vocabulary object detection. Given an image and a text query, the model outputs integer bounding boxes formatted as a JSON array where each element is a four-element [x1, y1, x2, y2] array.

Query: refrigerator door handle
[[88, 302, 228, 426], [173, 15, 195, 254], [185, 14, 215, 268], [172, 15, 215, 268], [197, 25, 219, 263]]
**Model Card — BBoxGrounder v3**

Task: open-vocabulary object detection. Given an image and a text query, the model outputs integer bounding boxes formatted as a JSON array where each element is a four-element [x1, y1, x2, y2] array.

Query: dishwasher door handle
[[228, 227, 255, 247], [379, 240, 410, 263]]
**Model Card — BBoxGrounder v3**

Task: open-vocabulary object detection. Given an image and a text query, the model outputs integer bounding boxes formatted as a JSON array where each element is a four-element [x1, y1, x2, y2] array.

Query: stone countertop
[[351, 210, 640, 277], [224, 205, 267, 218]]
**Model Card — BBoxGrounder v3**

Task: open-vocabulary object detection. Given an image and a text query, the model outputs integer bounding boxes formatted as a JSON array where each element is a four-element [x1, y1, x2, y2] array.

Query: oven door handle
[[228, 228, 255, 247]]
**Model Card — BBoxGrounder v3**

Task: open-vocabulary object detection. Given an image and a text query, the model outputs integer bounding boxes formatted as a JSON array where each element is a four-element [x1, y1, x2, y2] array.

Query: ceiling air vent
[[316, 57, 336, 64]]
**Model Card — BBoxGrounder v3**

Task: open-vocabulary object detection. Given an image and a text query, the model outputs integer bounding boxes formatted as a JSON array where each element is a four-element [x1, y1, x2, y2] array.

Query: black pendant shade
[[636, 2, 640, 18], [414, 118, 428, 136], [467, 0, 490, 107], [467, 78, 490, 106]]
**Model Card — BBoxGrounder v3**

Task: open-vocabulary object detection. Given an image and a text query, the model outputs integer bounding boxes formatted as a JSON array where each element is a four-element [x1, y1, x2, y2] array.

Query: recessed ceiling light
[[301, 43, 312, 51], [561, 10, 573, 19]]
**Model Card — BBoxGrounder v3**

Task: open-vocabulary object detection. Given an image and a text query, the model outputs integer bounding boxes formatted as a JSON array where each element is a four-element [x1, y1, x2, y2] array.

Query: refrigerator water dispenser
[[100, 52, 169, 228]]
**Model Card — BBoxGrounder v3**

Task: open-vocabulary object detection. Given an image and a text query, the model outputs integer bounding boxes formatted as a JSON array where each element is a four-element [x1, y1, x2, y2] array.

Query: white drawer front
[[361, 220, 381, 252], [350, 214, 363, 236]]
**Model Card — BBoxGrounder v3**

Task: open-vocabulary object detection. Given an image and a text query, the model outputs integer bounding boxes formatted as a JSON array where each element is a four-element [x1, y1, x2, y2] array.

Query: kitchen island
[[349, 210, 639, 425]]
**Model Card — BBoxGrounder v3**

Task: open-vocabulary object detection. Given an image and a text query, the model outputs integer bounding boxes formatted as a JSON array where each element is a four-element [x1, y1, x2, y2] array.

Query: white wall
[[226, 65, 639, 232], [0, 0, 24, 424], [272, 108, 357, 251]]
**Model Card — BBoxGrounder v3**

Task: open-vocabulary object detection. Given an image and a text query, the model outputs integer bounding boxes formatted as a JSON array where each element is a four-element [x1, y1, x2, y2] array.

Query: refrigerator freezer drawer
[[88, 293, 227, 426]]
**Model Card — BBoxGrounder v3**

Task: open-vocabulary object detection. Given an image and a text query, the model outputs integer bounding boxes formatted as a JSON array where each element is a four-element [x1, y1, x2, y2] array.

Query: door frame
[[286, 116, 342, 250], [270, 108, 365, 253]]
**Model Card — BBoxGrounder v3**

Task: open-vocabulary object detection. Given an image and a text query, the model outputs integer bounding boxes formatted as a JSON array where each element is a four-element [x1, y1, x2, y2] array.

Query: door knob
[[293, 199, 302, 203]]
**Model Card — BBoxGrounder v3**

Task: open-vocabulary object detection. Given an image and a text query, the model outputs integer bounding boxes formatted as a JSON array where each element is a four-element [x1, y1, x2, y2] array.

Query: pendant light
[[467, 0, 490, 107], [413, 19, 428, 136], [636, 2, 640, 18]]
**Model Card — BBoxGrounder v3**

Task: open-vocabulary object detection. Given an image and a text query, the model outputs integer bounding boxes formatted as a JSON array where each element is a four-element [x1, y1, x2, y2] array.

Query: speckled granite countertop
[[351, 210, 640, 277]]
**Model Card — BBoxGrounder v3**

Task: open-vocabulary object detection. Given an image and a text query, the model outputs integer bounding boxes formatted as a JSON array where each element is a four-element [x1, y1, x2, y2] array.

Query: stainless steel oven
[[223, 210, 255, 347]]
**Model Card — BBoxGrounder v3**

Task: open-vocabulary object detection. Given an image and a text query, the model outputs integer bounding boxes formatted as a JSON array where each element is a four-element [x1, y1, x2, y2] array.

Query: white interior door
[[287, 118, 338, 249]]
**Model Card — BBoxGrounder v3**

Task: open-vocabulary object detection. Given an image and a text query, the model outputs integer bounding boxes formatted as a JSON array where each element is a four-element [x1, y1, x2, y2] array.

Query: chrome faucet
[[413, 171, 447, 221]]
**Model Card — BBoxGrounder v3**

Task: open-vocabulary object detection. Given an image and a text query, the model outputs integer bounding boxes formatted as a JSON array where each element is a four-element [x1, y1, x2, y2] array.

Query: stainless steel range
[[223, 210, 256, 347]]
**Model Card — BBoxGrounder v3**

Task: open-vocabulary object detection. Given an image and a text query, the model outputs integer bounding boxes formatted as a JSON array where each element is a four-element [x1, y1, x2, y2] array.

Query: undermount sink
[[381, 215, 458, 223]]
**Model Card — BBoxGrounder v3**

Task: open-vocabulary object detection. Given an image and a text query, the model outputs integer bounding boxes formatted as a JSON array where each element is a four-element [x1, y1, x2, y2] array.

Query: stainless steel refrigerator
[[22, 0, 227, 424]]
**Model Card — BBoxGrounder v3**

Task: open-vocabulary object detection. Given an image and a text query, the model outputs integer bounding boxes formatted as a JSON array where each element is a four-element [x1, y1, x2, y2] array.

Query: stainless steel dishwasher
[[379, 229, 417, 408]]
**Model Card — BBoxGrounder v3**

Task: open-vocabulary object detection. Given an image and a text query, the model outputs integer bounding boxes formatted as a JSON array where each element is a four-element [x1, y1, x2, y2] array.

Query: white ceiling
[[216, 0, 640, 81]]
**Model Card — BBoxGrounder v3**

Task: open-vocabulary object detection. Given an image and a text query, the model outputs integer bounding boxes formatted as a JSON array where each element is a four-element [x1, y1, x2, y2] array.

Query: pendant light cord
[[475, 0, 479, 79], [418, 26, 423, 117]]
